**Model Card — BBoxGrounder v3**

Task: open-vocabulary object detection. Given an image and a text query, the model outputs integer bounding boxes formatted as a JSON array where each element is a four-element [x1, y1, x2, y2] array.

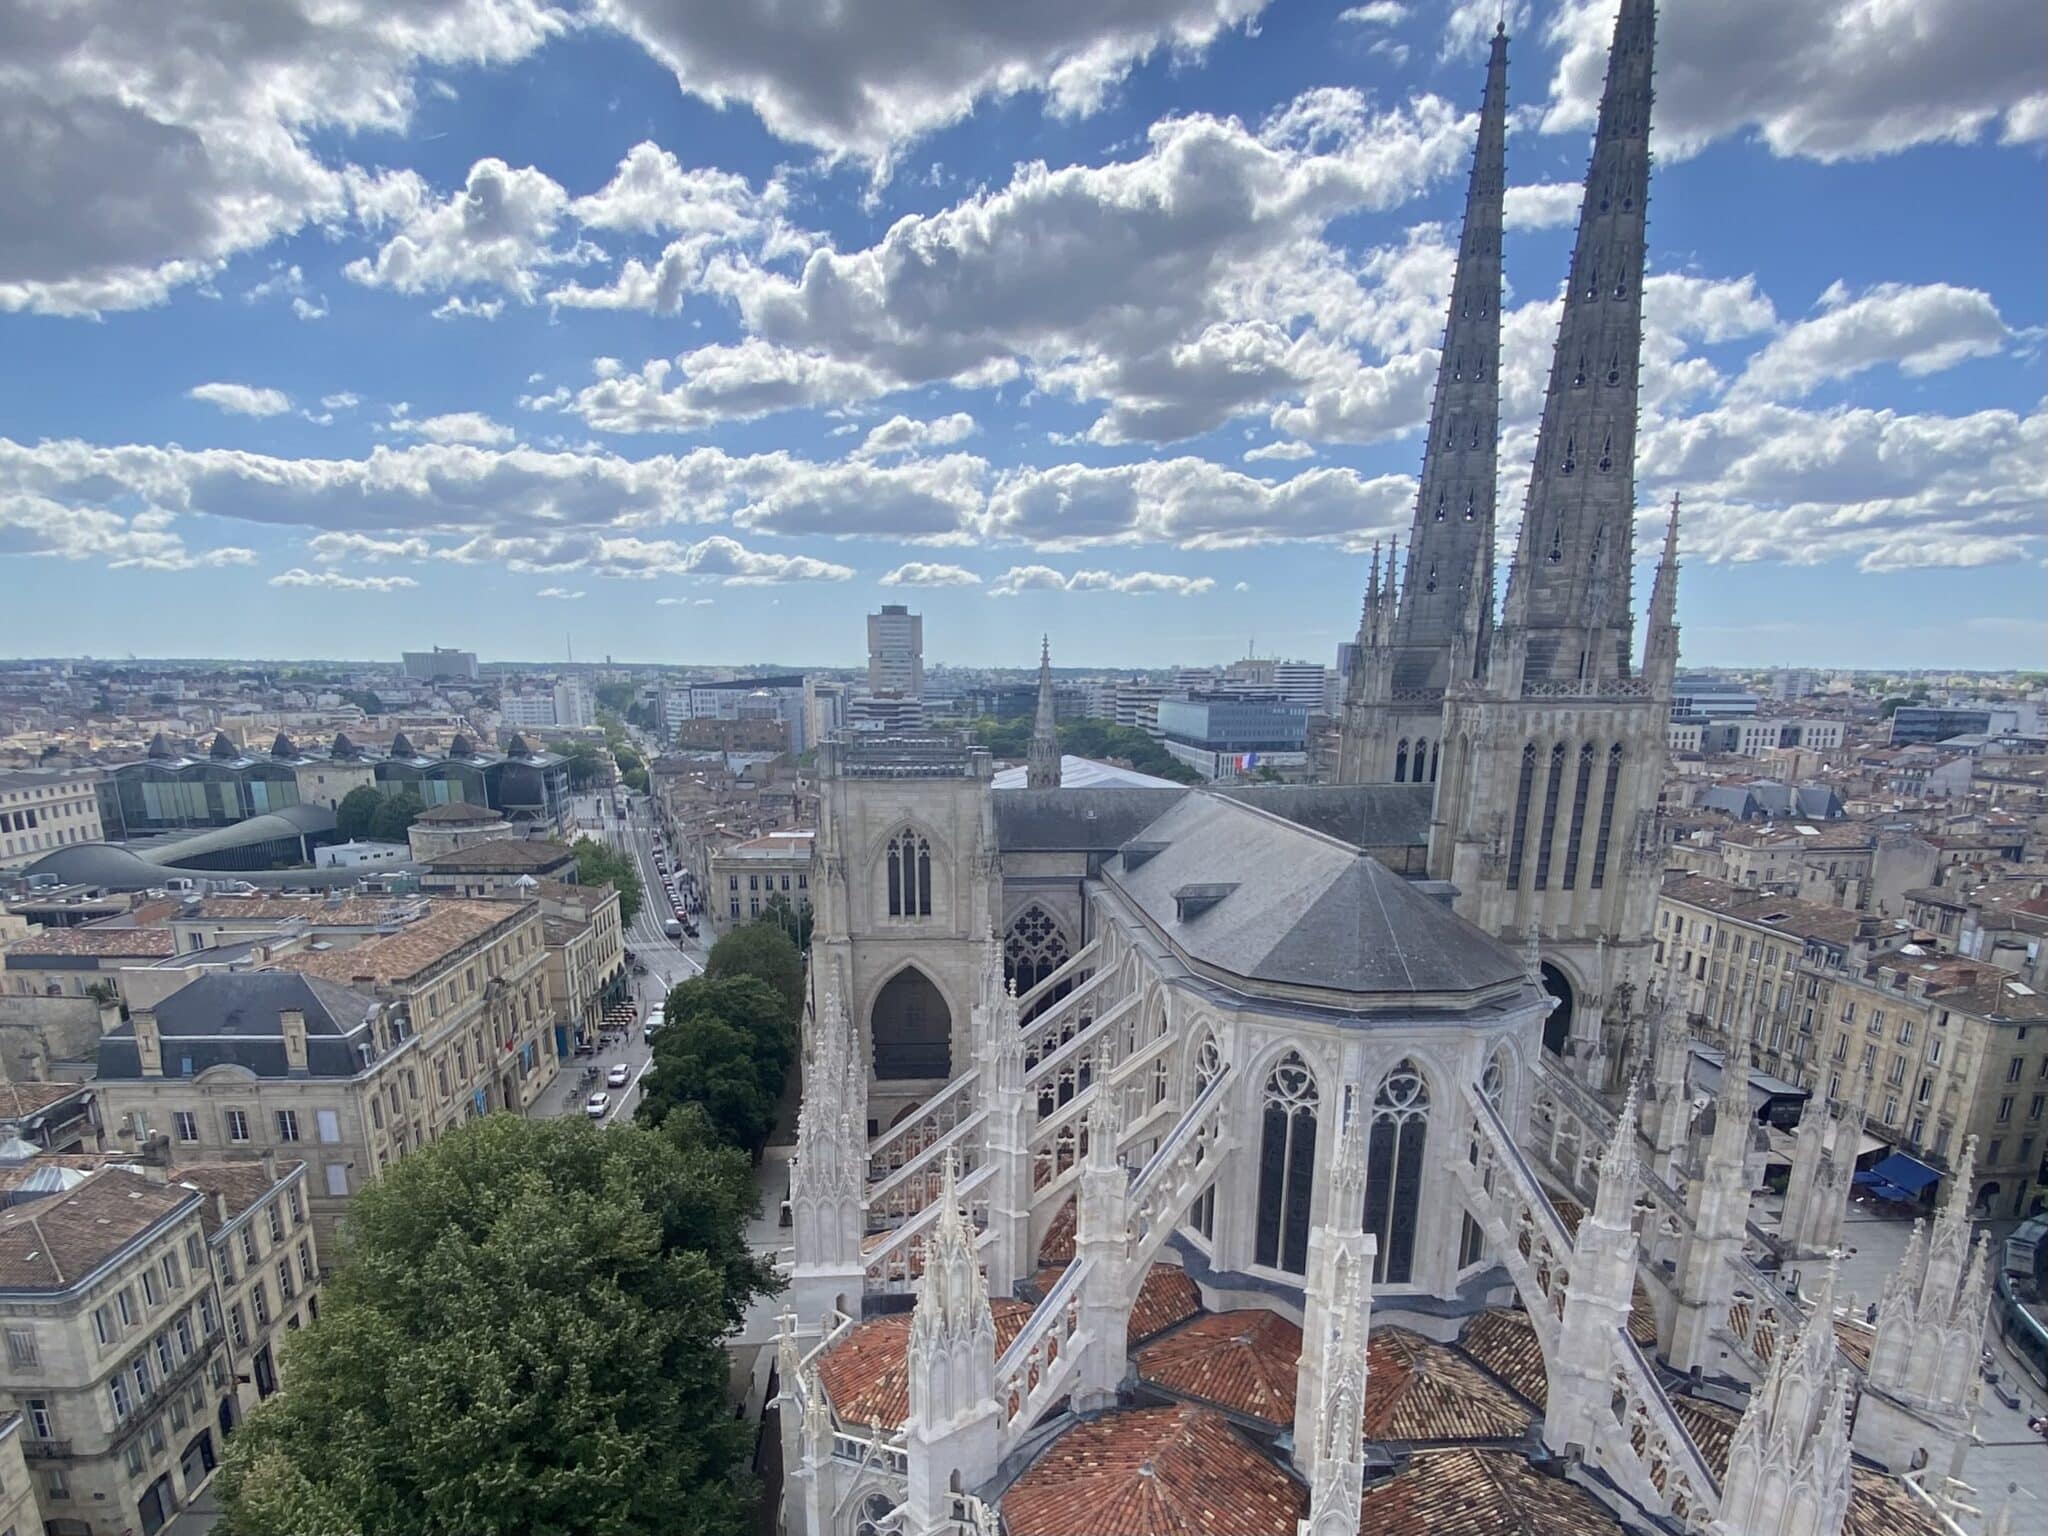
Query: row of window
[[81, 1237, 208, 1357], [728, 871, 808, 893], [171, 1107, 344, 1146]]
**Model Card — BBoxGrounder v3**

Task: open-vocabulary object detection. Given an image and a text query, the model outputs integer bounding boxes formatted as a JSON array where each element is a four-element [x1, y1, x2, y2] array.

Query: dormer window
[[1172, 884, 1237, 922]]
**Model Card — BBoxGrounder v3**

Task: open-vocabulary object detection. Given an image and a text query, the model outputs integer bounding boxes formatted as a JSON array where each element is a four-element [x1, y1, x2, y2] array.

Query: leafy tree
[[595, 682, 635, 714], [624, 700, 656, 732], [706, 920, 805, 1022], [369, 790, 425, 843], [638, 1014, 778, 1158], [554, 741, 610, 791], [622, 764, 650, 792], [659, 975, 796, 1103], [210, 1115, 773, 1536], [334, 785, 385, 842], [339, 688, 383, 716], [759, 894, 815, 952], [572, 837, 645, 924]]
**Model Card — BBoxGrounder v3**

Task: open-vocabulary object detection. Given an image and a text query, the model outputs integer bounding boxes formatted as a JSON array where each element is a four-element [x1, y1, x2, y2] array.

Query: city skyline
[[2, 0, 2043, 671]]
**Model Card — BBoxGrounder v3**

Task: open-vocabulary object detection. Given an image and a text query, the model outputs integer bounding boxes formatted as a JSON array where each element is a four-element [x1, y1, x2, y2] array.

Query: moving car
[[663, 918, 682, 938], [606, 1062, 632, 1089], [584, 1091, 611, 1120]]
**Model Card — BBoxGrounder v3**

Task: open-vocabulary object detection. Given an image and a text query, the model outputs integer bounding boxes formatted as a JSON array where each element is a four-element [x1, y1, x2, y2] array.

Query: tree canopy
[[970, 715, 1201, 784], [333, 784, 384, 842], [211, 1115, 774, 1536], [369, 790, 425, 843], [554, 741, 611, 791], [705, 920, 805, 1021], [571, 837, 644, 924]]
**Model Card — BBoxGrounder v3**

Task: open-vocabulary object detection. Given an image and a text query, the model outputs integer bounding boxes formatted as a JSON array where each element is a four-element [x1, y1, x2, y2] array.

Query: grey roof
[[98, 971, 382, 1080], [993, 788, 1188, 852], [1107, 791, 1524, 998], [1213, 784, 1433, 849], [413, 800, 502, 824], [133, 803, 337, 865], [1697, 781, 1843, 822], [16, 842, 395, 892]]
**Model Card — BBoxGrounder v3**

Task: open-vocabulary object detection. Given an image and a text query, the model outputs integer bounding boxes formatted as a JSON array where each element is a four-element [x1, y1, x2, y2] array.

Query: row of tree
[[635, 920, 804, 1162], [333, 785, 423, 843], [972, 715, 1202, 784], [570, 836, 645, 924]]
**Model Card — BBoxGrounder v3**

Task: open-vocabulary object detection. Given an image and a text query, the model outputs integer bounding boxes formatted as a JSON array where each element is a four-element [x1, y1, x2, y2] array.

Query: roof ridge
[[25, 1211, 63, 1285]]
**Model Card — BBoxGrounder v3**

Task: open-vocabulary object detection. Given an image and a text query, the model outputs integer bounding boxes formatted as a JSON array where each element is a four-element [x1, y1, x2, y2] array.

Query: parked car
[[606, 1062, 632, 1089], [584, 1092, 611, 1120]]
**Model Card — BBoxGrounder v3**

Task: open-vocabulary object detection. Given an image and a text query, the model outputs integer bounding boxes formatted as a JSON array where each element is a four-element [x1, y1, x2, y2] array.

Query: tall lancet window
[[1507, 744, 1536, 889], [1591, 744, 1624, 890], [1395, 740, 1409, 782], [1255, 1053, 1319, 1274], [1364, 1060, 1430, 1285], [886, 829, 933, 918]]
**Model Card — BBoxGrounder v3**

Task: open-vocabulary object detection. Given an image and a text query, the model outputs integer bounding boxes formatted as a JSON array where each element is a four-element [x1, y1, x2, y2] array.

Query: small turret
[[1026, 635, 1061, 791], [1643, 493, 1683, 693]]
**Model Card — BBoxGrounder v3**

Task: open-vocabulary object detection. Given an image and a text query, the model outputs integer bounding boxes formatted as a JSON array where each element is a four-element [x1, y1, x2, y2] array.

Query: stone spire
[[904, 1154, 1000, 1536], [1644, 987, 1694, 1177], [1642, 492, 1683, 692], [1296, 1084, 1375, 1536], [1855, 1137, 1992, 1479], [1547, 1085, 1642, 1457], [1026, 634, 1061, 790], [1074, 1057, 1130, 1411], [1336, 27, 1507, 783], [1669, 1048, 1756, 1374], [1715, 1262, 1855, 1536], [1780, 1094, 1855, 1260], [787, 990, 867, 1328], [976, 928, 1033, 1296], [1390, 20, 1508, 689], [1497, 0, 1655, 688]]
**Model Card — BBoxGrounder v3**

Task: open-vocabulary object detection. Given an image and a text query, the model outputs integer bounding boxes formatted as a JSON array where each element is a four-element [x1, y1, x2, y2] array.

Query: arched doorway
[[1540, 962, 1574, 1057], [871, 967, 952, 1080]]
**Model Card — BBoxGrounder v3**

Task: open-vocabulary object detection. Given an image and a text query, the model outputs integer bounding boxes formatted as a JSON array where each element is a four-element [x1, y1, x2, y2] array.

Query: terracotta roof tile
[[275, 900, 528, 986], [1003, 1403, 1304, 1536], [10, 926, 177, 958], [1357, 1447, 1623, 1536], [1038, 1197, 1076, 1266], [1126, 1264, 1202, 1347], [1362, 1329, 1532, 1442], [1459, 1309, 1548, 1409], [0, 1081, 90, 1119], [1833, 1316, 1875, 1370], [816, 1300, 1035, 1431], [1672, 1398, 1737, 1479], [0, 1167, 197, 1289], [174, 1161, 299, 1236], [1136, 1310, 1301, 1424], [1846, 1468, 1952, 1536]]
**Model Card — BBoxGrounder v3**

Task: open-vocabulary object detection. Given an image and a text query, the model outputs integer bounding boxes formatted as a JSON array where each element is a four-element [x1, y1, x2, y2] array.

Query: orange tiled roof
[[1038, 1197, 1075, 1266], [1833, 1316, 1875, 1371], [1845, 1469, 1951, 1536], [1672, 1397, 1737, 1478], [0, 1081, 90, 1119], [1126, 1264, 1202, 1346], [1362, 1328, 1532, 1442], [9, 926, 176, 958], [815, 1300, 1034, 1431], [274, 900, 526, 986], [1458, 1309, 1548, 1409], [1136, 1309, 1301, 1424], [0, 1167, 197, 1288], [1357, 1446, 1622, 1535], [1002, 1403, 1304, 1536]]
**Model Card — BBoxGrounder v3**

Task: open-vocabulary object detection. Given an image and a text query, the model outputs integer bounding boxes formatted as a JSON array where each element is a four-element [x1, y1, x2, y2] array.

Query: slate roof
[[1356, 1447, 1622, 1536], [1214, 784, 1433, 850], [413, 801, 503, 824], [993, 788, 1189, 852], [176, 1161, 299, 1236], [97, 970, 381, 1081], [815, 1299, 1035, 1430], [421, 839, 576, 873], [1107, 792, 1525, 998], [0, 1168, 200, 1292], [1001, 1403, 1305, 1536]]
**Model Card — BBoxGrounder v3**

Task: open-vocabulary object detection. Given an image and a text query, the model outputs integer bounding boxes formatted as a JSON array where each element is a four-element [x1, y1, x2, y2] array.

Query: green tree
[[759, 894, 814, 952], [595, 682, 635, 714], [705, 920, 804, 1022], [638, 1015, 778, 1158], [211, 1115, 773, 1536], [659, 975, 796, 1103], [571, 837, 645, 924], [369, 791, 425, 843], [334, 784, 384, 842], [554, 741, 610, 791]]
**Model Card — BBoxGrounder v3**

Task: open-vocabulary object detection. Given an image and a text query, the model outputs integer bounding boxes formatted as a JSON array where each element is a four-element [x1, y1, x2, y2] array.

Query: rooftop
[[275, 899, 528, 987], [98, 970, 382, 1080], [1861, 948, 2048, 1022], [413, 801, 505, 825], [992, 754, 1181, 790], [6, 925, 178, 959], [1658, 874, 1888, 949], [0, 1081, 93, 1120], [0, 1167, 198, 1291], [175, 1160, 302, 1236], [815, 1299, 1036, 1431], [420, 839, 577, 873], [1356, 1447, 1621, 1536]]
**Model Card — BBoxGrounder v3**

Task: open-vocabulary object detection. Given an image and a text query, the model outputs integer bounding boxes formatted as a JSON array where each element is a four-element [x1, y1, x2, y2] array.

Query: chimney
[[134, 1007, 163, 1078], [280, 1008, 309, 1076]]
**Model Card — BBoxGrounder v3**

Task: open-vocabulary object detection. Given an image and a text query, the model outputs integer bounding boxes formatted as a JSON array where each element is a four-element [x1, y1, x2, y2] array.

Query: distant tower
[[1854, 1137, 1994, 1481], [1027, 635, 1061, 790], [1337, 23, 1509, 787], [1427, 0, 1671, 1089], [902, 1157, 1000, 1536], [1713, 1262, 1855, 1536]]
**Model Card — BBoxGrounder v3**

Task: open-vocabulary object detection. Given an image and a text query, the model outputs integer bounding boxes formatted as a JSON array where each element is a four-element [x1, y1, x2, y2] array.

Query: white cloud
[[1501, 182, 1581, 230], [0, 493, 256, 569], [320, 392, 361, 412], [389, 411, 517, 447], [1340, 3, 1407, 25], [188, 382, 291, 417], [0, 0, 562, 316], [534, 586, 585, 599], [431, 295, 507, 321], [592, 0, 1273, 163], [1732, 282, 2009, 399], [989, 565, 1216, 597], [345, 159, 594, 303], [268, 567, 418, 591], [309, 532, 428, 563], [880, 561, 981, 587], [558, 341, 902, 432], [1541, 0, 2048, 162], [1243, 440, 1316, 462], [656, 596, 718, 606], [854, 413, 979, 461]]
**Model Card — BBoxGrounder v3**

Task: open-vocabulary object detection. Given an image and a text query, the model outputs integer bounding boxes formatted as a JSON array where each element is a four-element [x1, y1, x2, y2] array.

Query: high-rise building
[[400, 646, 479, 682], [867, 605, 924, 697], [553, 674, 594, 728]]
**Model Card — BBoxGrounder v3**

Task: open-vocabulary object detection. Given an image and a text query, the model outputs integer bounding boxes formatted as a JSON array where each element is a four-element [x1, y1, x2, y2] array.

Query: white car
[[584, 1091, 612, 1120], [606, 1063, 632, 1089]]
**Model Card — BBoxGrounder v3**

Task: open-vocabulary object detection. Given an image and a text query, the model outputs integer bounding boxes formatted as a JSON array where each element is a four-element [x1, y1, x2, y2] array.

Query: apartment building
[[0, 770, 103, 872], [0, 1168, 231, 1536], [709, 830, 815, 929], [0, 1414, 38, 1536], [93, 899, 556, 1255], [529, 882, 626, 1051], [177, 1161, 320, 1426]]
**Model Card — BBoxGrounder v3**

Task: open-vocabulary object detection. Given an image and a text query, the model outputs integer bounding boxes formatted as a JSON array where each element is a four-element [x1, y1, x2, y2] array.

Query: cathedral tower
[[1427, 0, 1671, 1088], [1027, 636, 1061, 790], [1337, 22, 1508, 785]]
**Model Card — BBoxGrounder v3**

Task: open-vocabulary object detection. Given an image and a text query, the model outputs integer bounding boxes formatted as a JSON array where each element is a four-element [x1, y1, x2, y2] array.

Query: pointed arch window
[[1572, 355, 1587, 388], [1463, 490, 1477, 521], [1004, 905, 1070, 995], [1507, 744, 1537, 890], [1606, 354, 1622, 386], [1364, 1061, 1430, 1285], [1591, 743, 1624, 890], [1598, 433, 1614, 472], [886, 829, 933, 918], [1533, 742, 1568, 890], [1424, 561, 1438, 594], [1562, 742, 1595, 890], [1561, 435, 1576, 475], [1428, 740, 1441, 782], [1255, 1053, 1319, 1274], [856, 1495, 895, 1536], [1434, 491, 1447, 523], [1395, 740, 1409, 782], [1482, 1049, 1509, 1112]]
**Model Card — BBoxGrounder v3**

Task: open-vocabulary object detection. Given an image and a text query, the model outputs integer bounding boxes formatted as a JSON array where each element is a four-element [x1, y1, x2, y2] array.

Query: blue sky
[[2, 0, 2042, 671]]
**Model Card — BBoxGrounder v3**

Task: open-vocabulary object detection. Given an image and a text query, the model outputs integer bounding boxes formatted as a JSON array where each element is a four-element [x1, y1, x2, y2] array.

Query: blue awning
[[1854, 1151, 1942, 1202]]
